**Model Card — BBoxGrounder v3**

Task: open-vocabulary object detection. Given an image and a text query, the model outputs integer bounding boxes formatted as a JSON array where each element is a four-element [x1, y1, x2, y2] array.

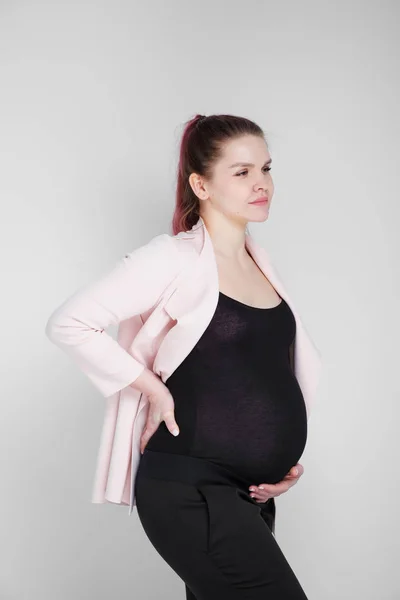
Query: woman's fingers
[[163, 409, 180, 437], [140, 405, 160, 453], [140, 405, 179, 454]]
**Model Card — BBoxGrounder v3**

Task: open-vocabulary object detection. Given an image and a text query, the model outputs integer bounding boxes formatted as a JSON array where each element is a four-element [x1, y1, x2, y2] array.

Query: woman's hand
[[139, 388, 180, 454], [248, 463, 304, 503]]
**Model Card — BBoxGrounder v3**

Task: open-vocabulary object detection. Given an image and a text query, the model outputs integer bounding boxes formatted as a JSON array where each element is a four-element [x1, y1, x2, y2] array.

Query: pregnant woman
[[46, 113, 321, 600], [134, 114, 314, 599]]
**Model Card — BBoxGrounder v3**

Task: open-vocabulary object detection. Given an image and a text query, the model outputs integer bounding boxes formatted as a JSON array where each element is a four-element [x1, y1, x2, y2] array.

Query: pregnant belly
[[191, 374, 308, 485]]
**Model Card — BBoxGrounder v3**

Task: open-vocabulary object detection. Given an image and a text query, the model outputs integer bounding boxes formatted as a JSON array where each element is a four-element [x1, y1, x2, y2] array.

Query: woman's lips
[[250, 197, 268, 205]]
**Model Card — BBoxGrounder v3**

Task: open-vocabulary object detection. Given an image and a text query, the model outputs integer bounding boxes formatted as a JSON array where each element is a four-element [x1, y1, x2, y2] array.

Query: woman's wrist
[[129, 367, 165, 397]]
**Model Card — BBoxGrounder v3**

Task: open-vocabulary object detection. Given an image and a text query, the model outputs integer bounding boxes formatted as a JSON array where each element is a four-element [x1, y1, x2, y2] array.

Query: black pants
[[134, 449, 308, 599]]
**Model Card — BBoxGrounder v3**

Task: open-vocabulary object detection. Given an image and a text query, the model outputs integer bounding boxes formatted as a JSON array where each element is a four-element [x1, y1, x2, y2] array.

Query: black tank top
[[146, 291, 308, 485]]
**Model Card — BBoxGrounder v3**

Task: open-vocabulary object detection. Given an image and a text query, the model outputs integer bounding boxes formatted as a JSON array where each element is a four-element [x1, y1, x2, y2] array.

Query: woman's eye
[[236, 167, 271, 177]]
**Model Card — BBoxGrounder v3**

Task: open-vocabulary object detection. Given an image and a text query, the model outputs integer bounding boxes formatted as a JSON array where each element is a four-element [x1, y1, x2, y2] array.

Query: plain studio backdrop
[[1, 1, 399, 599]]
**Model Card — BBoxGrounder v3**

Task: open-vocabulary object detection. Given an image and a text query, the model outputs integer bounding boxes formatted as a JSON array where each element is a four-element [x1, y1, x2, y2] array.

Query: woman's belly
[[190, 366, 307, 485], [146, 364, 308, 486]]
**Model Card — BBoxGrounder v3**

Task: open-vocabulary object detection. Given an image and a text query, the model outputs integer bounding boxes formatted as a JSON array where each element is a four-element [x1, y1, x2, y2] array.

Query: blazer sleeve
[[45, 233, 180, 398]]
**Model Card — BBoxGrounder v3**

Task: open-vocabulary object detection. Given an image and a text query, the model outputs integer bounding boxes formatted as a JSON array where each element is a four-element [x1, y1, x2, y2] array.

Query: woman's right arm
[[45, 233, 181, 399]]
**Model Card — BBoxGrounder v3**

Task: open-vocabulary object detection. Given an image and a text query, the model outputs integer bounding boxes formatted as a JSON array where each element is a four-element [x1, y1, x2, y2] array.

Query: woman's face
[[190, 134, 274, 227]]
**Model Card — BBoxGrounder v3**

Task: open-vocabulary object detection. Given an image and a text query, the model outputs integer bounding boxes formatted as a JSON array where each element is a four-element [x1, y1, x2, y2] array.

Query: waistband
[[138, 448, 254, 494], [137, 448, 276, 534]]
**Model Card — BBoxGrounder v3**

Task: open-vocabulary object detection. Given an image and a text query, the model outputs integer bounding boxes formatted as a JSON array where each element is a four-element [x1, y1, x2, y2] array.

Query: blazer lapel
[[152, 217, 219, 382]]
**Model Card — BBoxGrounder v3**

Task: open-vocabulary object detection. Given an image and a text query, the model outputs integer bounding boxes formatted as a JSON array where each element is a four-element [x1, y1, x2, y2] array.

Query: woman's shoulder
[[123, 230, 197, 279], [145, 229, 198, 260]]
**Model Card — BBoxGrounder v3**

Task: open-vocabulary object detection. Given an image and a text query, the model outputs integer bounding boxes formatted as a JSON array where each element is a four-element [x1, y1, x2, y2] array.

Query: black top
[[146, 291, 308, 485]]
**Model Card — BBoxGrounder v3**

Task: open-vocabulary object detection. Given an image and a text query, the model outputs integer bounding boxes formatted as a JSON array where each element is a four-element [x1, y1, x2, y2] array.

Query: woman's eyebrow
[[228, 159, 272, 168]]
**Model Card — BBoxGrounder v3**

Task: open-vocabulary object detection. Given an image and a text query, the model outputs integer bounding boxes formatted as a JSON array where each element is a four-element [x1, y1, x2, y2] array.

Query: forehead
[[218, 135, 270, 166]]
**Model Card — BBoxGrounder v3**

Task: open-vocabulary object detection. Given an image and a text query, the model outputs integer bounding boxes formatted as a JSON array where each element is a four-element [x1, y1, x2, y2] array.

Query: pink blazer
[[45, 215, 322, 516]]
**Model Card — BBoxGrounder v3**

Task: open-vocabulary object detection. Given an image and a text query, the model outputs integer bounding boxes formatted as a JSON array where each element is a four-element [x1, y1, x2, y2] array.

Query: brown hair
[[171, 113, 266, 235]]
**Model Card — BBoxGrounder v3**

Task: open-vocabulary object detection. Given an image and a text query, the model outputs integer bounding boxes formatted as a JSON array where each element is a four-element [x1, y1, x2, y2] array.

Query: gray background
[[1, 1, 399, 599]]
